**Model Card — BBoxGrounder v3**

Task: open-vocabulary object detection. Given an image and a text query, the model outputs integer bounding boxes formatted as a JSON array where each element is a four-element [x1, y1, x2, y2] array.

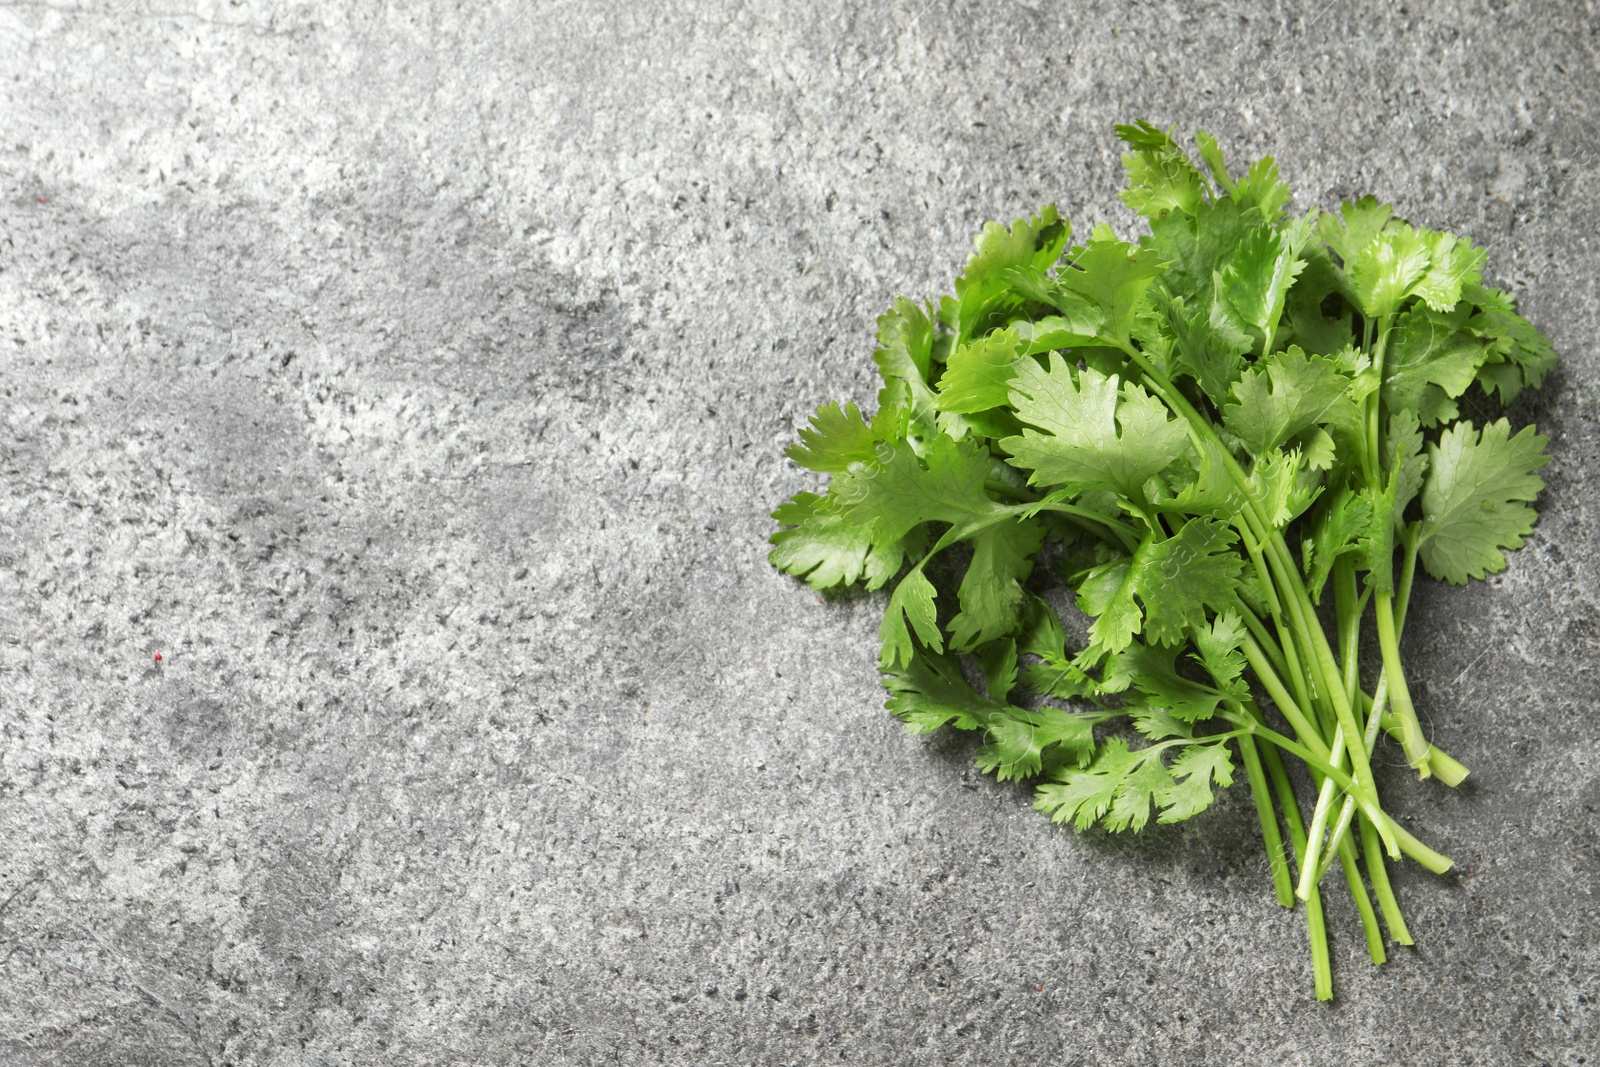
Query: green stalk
[[1238, 633, 1330, 760], [1263, 536, 1386, 839], [1372, 706, 1471, 785], [1336, 831, 1387, 966], [1376, 592, 1431, 773], [1335, 556, 1364, 707], [1394, 525, 1420, 630], [1236, 601, 1292, 683], [1235, 519, 1317, 718], [1317, 797, 1360, 887], [1239, 721, 1452, 874], [1238, 732, 1294, 907], [1363, 815, 1414, 945], [1298, 557, 1369, 897], [1256, 731, 1332, 1001], [1022, 500, 1143, 554], [1297, 736, 1342, 901], [1362, 320, 1431, 776], [1363, 316, 1390, 486], [1316, 654, 1396, 886], [1318, 533, 1469, 876]]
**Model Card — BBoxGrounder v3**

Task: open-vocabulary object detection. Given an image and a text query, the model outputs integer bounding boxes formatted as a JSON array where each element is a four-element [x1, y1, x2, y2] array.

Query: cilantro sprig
[[770, 122, 1556, 1000]]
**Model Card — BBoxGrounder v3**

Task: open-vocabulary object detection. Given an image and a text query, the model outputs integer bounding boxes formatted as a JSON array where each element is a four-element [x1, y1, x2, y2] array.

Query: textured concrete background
[[0, 1, 1597, 1064]]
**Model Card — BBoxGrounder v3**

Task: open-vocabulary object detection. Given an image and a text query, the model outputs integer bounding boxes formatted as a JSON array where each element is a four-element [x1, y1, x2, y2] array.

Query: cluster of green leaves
[[769, 121, 1556, 999]]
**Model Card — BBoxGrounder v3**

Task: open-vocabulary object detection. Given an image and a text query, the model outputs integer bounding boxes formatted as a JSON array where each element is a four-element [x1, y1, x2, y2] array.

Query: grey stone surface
[[0, 1, 1596, 1063]]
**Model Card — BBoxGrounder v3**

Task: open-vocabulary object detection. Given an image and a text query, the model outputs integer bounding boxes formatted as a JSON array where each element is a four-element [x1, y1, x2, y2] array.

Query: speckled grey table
[[1, 2, 1596, 1064]]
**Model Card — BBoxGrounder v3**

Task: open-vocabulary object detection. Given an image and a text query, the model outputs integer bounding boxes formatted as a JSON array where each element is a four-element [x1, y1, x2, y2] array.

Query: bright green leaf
[[1417, 419, 1551, 584]]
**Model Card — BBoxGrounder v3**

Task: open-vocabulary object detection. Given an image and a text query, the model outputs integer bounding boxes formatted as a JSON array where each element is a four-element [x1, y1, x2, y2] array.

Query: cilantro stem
[[1363, 317, 1432, 776], [1019, 501, 1141, 553], [1421, 745, 1470, 787], [1263, 534, 1390, 838], [1376, 592, 1431, 772], [1297, 751, 1342, 901], [1334, 831, 1387, 966], [1240, 720, 1453, 874], [1364, 317, 1392, 486], [1335, 557, 1363, 707], [1117, 339, 1388, 836], [1255, 727, 1332, 1001], [983, 479, 1039, 503], [1395, 524, 1420, 629], [1297, 558, 1368, 898], [1370, 702, 1471, 784], [1314, 558, 1401, 886], [1236, 601, 1291, 682], [1363, 815, 1415, 945], [1234, 519, 1317, 720], [1238, 732, 1295, 907], [1238, 632, 1328, 760], [1317, 796, 1360, 888]]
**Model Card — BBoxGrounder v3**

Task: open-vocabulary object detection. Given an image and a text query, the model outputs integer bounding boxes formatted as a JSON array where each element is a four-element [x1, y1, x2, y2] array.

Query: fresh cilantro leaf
[[1219, 218, 1309, 348], [1317, 196, 1393, 267], [1383, 304, 1490, 428], [976, 706, 1100, 781], [1282, 247, 1357, 356], [1076, 518, 1242, 652], [872, 296, 939, 436], [935, 326, 1025, 413], [1103, 639, 1226, 721], [835, 435, 998, 543], [1350, 223, 1431, 320], [974, 637, 1019, 703], [1152, 436, 1247, 518], [1158, 290, 1252, 407], [1055, 238, 1166, 343], [1113, 118, 1184, 153], [769, 491, 905, 591], [1246, 448, 1319, 532], [1417, 419, 1552, 584], [1413, 229, 1486, 311], [883, 648, 996, 732], [1192, 611, 1249, 696], [1116, 120, 1208, 218], [786, 401, 878, 472], [940, 205, 1071, 343], [1301, 485, 1373, 603], [948, 517, 1047, 650], [1192, 129, 1236, 195], [1223, 346, 1352, 457], [1035, 737, 1167, 831], [1010, 302, 1106, 352], [1464, 282, 1559, 403], [1231, 156, 1293, 222], [1384, 411, 1429, 526], [1146, 196, 1256, 302], [1130, 705, 1195, 741], [1159, 741, 1236, 823], [1003, 356, 1188, 501], [879, 566, 943, 668], [1016, 595, 1099, 699]]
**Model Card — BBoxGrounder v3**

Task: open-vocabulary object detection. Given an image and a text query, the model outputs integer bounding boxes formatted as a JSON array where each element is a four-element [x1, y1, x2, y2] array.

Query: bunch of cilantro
[[769, 122, 1557, 999]]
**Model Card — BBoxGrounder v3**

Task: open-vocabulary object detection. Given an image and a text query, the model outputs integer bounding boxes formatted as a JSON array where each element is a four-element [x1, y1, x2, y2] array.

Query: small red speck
[[37, 196, 46, 204], [1037, 986, 1044, 992], [154, 652, 163, 662]]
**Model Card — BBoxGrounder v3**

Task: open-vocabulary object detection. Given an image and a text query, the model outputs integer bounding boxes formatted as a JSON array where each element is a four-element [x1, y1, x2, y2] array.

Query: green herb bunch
[[769, 122, 1557, 999]]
